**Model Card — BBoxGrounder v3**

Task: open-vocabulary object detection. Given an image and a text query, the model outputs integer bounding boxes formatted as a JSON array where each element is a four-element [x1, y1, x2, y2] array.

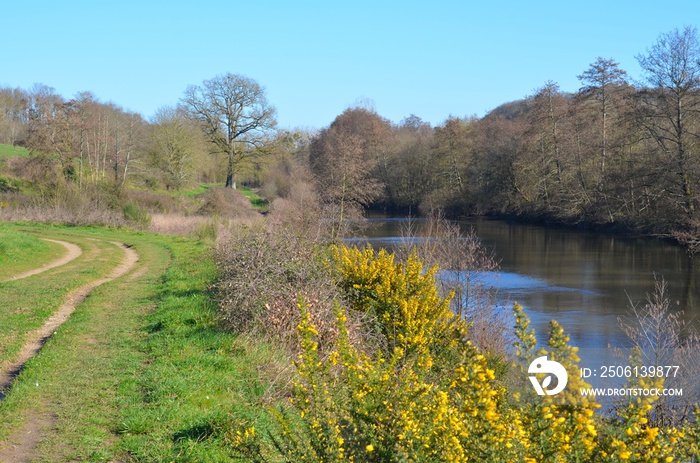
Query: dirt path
[[3, 239, 83, 282], [0, 241, 138, 396], [0, 241, 138, 462]]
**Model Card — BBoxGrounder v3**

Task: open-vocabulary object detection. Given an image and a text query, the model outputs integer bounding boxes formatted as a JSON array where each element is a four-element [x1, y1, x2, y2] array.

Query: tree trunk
[[225, 149, 236, 188]]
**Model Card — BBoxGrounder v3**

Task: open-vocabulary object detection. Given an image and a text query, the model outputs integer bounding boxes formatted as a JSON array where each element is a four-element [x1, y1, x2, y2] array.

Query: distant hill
[[484, 98, 533, 120], [484, 92, 574, 120]]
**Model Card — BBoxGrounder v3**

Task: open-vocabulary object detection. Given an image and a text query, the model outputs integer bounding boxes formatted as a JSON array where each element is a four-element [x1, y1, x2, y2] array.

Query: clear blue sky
[[3, 1, 699, 129]]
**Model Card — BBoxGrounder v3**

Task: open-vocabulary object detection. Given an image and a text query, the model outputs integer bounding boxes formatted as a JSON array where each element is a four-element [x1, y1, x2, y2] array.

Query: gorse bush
[[229, 244, 700, 462]]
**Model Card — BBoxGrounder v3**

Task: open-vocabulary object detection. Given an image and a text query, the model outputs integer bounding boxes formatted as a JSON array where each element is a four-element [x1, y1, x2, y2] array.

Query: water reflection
[[354, 216, 700, 350]]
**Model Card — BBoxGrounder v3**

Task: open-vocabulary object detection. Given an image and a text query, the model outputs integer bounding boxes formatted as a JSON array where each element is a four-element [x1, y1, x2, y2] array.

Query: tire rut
[[0, 241, 138, 397], [2, 239, 83, 282]]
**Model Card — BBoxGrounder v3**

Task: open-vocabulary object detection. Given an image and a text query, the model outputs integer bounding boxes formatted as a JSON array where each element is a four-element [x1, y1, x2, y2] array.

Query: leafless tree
[[180, 73, 277, 189], [636, 26, 700, 220], [619, 277, 700, 426], [309, 107, 389, 238]]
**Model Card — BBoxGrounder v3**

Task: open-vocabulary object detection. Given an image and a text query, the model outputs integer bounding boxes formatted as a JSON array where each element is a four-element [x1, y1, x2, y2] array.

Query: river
[[354, 216, 700, 351]]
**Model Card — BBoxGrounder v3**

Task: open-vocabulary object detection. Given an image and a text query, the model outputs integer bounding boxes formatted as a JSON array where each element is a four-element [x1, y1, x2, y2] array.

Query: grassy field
[[175, 182, 268, 211], [0, 144, 29, 160], [0, 225, 66, 280], [0, 223, 286, 462]]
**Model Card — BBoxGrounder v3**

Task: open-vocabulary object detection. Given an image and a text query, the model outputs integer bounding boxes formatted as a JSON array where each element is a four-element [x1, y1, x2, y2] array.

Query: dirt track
[[0, 240, 138, 462], [2, 239, 83, 282], [0, 241, 138, 395]]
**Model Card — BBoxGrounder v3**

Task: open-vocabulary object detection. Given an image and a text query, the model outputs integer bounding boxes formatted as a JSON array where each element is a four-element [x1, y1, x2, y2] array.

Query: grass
[[172, 182, 268, 211], [0, 144, 29, 160], [0, 223, 288, 462], [0, 224, 66, 280], [0, 228, 123, 363], [240, 186, 268, 211], [175, 182, 224, 198]]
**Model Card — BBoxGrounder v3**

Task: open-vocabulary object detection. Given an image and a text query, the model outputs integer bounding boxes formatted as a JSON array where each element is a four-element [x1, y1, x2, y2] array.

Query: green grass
[[0, 144, 29, 159], [173, 182, 268, 211], [240, 186, 268, 211], [0, 229, 123, 363], [0, 224, 66, 280], [0, 224, 289, 462], [175, 182, 225, 198]]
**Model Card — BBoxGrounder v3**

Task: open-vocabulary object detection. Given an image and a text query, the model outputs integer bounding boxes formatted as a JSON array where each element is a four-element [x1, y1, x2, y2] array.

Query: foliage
[[122, 202, 152, 229], [237, 246, 524, 462], [226, 245, 700, 463]]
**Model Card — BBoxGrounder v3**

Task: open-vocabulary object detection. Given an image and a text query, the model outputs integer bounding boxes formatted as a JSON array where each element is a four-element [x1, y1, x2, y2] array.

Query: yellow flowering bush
[[260, 246, 527, 462], [228, 244, 700, 462], [512, 304, 600, 462], [331, 244, 457, 354]]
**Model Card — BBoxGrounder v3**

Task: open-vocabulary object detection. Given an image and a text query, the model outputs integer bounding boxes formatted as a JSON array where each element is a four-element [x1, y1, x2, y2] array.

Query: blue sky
[[3, 1, 699, 129]]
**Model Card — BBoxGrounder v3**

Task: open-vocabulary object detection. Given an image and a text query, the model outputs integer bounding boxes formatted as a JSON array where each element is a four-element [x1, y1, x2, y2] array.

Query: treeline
[[0, 84, 231, 191], [306, 26, 700, 249], [0, 81, 281, 194], [1, 27, 699, 249]]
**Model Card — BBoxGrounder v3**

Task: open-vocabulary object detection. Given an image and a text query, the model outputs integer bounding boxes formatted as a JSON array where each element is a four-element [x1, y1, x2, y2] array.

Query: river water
[[354, 216, 700, 351]]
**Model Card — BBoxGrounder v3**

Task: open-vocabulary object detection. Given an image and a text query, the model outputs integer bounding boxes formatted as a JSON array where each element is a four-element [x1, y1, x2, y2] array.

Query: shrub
[[198, 186, 259, 221], [232, 246, 526, 462], [214, 226, 346, 351], [397, 211, 513, 358], [224, 243, 700, 463], [123, 202, 152, 229]]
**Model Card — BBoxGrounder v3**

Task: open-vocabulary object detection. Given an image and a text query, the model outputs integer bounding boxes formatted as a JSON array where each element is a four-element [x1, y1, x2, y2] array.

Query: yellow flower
[[366, 444, 374, 452]]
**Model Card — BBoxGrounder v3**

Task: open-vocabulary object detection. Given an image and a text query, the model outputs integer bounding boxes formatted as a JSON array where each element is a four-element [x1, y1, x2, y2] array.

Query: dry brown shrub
[[267, 181, 326, 242], [125, 189, 183, 214], [4, 155, 60, 187], [198, 187, 260, 221], [0, 203, 126, 226], [214, 225, 362, 354], [619, 277, 700, 426]]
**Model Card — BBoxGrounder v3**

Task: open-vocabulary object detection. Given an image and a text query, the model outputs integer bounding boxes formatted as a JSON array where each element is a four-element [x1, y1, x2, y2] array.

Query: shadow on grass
[[172, 422, 217, 442]]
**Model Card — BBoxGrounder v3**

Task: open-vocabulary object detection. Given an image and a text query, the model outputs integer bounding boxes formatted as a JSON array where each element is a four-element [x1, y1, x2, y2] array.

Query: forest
[[1, 26, 699, 251]]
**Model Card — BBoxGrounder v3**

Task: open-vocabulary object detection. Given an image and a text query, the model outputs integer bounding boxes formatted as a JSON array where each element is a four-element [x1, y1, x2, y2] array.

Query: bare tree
[[636, 26, 700, 220], [180, 73, 277, 189], [0, 87, 29, 145], [309, 107, 389, 238], [578, 57, 629, 177], [148, 106, 206, 189]]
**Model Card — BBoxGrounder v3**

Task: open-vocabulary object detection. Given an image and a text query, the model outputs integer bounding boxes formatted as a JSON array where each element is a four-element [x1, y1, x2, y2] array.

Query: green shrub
[[123, 202, 152, 229]]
